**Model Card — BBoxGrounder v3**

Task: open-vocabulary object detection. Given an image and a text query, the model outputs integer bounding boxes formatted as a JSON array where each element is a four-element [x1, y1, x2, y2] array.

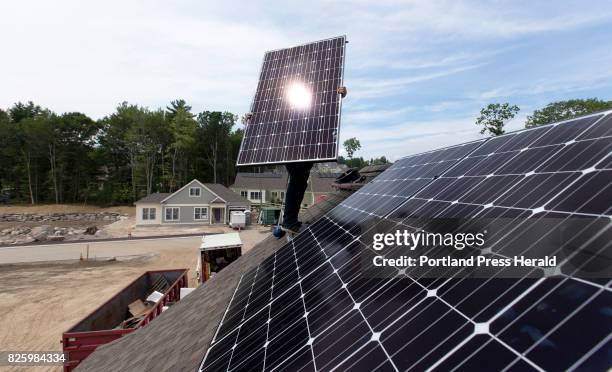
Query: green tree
[[3, 102, 48, 203], [99, 103, 169, 199], [0, 109, 14, 198], [53, 112, 99, 202], [338, 155, 390, 169], [525, 98, 612, 128], [369, 156, 390, 165], [0, 108, 10, 124], [16, 115, 48, 203], [475, 103, 520, 136], [343, 137, 361, 159], [226, 128, 244, 185], [97, 103, 136, 201], [127, 108, 168, 196], [8, 101, 43, 123], [1, 100, 246, 204], [166, 99, 192, 121], [167, 105, 197, 190], [197, 111, 236, 184]]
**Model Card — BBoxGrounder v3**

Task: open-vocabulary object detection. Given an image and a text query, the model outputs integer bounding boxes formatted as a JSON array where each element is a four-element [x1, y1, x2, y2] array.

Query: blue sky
[[1, 0, 612, 160]]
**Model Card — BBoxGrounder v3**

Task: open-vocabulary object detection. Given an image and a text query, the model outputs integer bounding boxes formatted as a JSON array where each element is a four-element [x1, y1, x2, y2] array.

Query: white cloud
[[0, 0, 291, 118], [1, 0, 611, 162], [473, 68, 612, 104], [349, 63, 486, 100], [365, 1, 612, 39], [341, 116, 485, 160], [424, 100, 466, 113], [343, 106, 415, 125]]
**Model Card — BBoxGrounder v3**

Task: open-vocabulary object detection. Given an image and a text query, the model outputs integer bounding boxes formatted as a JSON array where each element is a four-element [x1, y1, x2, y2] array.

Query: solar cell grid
[[237, 36, 346, 166], [200, 110, 612, 371], [333, 140, 486, 221]]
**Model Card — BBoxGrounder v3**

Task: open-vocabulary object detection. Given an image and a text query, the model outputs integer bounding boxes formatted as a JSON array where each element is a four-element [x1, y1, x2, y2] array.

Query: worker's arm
[[243, 112, 253, 125]]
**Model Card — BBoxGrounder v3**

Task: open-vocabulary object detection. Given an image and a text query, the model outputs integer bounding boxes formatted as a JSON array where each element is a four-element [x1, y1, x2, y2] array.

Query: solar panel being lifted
[[201, 111, 612, 372], [236, 36, 346, 166]]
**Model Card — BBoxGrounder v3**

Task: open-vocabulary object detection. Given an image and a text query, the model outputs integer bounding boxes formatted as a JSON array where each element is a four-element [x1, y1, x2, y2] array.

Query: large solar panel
[[236, 36, 346, 166], [201, 111, 611, 371]]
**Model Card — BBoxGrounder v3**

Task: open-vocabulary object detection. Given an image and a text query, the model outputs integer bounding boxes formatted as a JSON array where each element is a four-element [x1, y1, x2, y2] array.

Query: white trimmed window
[[165, 207, 179, 221], [142, 207, 156, 220], [240, 191, 248, 198], [189, 187, 201, 197], [194, 207, 208, 221], [250, 191, 262, 201]]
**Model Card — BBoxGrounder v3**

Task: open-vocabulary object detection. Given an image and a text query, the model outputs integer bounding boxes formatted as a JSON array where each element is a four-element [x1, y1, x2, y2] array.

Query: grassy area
[[0, 204, 134, 216]]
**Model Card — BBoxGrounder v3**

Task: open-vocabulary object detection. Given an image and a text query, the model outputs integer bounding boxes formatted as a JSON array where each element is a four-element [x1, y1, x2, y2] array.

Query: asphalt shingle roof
[[133, 192, 171, 204], [133, 184, 249, 205], [231, 172, 340, 193], [203, 183, 250, 204], [231, 172, 288, 190]]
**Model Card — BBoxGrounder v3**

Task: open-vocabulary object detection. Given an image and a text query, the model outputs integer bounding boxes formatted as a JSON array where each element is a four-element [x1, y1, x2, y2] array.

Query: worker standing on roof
[[245, 86, 348, 235]]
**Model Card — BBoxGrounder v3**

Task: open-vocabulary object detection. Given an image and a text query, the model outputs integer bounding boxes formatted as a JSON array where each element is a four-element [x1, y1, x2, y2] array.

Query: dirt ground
[[0, 219, 116, 232], [0, 204, 134, 216], [0, 204, 134, 239], [0, 227, 268, 372], [0, 204, 248, 242]]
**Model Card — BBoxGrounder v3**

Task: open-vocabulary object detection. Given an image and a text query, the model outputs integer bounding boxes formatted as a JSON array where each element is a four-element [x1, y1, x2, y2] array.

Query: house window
[[194, 207, 208, 220], [271, 191, 284, 202], [240, 191, 248, 198], [165, 207, 179, 221], [142, 207, 156, 220], [189, 187, 201, 197], [250, 191, 262, 201]]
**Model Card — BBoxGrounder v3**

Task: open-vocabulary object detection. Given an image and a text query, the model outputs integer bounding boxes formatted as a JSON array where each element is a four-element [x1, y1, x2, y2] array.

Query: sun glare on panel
[[286, 82, 312, 109]]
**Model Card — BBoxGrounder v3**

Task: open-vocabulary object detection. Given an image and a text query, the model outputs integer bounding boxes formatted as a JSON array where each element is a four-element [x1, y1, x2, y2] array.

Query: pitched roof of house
[[77, 189, 355, 372], [309, 172, 340, 193], [203, 183, 250, 204], [134, 192, 171, 204], [231, 172, 288, 190], [231, 172, 341, 193]]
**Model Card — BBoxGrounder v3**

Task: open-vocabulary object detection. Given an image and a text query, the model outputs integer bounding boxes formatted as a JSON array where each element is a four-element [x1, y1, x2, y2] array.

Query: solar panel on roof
[[201, 111, 612, 371], [236, 36, 347, 166]]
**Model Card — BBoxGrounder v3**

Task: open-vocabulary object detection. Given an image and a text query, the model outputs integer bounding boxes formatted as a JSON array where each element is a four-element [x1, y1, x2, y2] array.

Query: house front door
[[212, 208, 223, 224]]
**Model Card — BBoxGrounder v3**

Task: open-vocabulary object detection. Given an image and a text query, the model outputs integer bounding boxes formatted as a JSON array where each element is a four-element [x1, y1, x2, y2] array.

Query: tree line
[[0, 100, 243, 204], [475, 98, 612, 136], [339, 137, 390, 168], [2, 97, 606, 205]]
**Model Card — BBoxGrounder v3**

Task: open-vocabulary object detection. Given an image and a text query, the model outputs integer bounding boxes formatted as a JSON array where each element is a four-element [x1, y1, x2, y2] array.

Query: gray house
[[135, 180, 250, 226], [230, 171, 339, 207]]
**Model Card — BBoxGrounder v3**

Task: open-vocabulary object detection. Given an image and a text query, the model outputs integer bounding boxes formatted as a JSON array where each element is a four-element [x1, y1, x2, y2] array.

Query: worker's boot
[[281, 221, 302, 235]]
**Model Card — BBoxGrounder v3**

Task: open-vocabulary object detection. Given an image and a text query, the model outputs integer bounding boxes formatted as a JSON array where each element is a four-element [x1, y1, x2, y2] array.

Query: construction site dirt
[[0, 228, 268, 372]]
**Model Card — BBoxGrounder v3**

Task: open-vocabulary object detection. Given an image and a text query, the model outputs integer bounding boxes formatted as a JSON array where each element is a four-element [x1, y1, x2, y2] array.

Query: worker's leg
[[282, 162, 313, 229]]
